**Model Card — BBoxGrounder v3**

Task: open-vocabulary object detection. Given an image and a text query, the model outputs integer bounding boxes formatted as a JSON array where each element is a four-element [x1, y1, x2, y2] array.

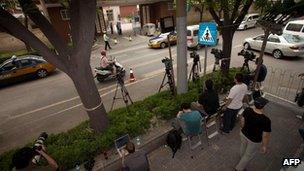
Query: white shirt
[[227, 83, 248, 109], [103, 34, 109, 41]]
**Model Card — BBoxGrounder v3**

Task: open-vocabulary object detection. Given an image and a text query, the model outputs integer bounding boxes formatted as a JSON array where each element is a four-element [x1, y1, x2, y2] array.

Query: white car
[[238, 13, 260, 30], [283, 20, 304, 38], [243, 34, 304, 59]]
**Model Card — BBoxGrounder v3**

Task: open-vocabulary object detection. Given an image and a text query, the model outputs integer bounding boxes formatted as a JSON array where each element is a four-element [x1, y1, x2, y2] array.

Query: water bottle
[[136, 137, 141, 146]]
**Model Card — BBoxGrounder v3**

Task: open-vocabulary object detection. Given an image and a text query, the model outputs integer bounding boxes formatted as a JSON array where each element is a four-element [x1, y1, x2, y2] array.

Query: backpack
[[166, 129, 182, 158], [295, 88, 304, 107]]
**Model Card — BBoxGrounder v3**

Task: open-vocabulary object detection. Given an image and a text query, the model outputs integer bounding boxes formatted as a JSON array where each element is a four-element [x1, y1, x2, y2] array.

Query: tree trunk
[[221, 28, 234, 73], [69, 63, 109, 133]]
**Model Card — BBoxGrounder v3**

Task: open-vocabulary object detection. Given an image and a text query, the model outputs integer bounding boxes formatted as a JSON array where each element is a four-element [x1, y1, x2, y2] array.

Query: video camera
[[238, 49, 256, 61], [211, 48, 224, 60], [32, 132, 48, 164], [190, 50, 200, 62], [161, 57, 173, 70]]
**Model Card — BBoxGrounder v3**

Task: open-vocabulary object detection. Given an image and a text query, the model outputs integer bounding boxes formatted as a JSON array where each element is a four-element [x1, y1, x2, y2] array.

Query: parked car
[[243, 34, 304, 59], [0, 55, 56, 85], [187, 25, 199, 49], [142, 23, 156, 36], [283, 20, 304, 37], [238, 13, 260, 30], [148, 31, 177, 49]]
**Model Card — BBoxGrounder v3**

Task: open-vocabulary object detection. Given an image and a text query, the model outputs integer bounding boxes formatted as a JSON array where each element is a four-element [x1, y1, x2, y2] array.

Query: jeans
[[222, 108, 240, 133], [105, 41, 112, 50]]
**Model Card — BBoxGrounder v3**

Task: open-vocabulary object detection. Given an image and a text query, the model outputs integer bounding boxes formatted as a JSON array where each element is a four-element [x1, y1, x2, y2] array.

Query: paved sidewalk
[[148, 97, 304, 171]]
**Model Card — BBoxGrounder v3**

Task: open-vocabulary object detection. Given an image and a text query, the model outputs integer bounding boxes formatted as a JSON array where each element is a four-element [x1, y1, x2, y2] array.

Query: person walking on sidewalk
[[103, 31, 112, 50], [221, 73, 248, 134], [235, 97, 271, 171]]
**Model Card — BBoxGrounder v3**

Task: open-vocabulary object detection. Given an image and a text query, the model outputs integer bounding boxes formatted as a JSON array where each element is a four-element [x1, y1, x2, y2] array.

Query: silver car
[[243, 34, 304, 59]]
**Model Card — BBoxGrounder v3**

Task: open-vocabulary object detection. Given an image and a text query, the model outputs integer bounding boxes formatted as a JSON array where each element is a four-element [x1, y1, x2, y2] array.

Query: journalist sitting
[[177, 103, 203, 135], [100, 50, 114, 73], [12, 146, 58, 171], [191, 79, 220, 118]]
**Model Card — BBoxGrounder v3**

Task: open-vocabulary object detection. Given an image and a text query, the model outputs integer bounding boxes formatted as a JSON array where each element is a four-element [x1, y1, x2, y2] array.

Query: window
[[20, 59, 32, 67], [106, 10, 114, 21], [187, 30, 191, 36], [2, 62, 15, 71], [252, 15, 259, 19], [268, 37, 280, 43], [283, 34, 304, 43], [167, 2, 174, 11], [60, 9, 70, 20], [193, 30, 198, 36], [286, 23, 303, 32], [255, 35, 264, 41]]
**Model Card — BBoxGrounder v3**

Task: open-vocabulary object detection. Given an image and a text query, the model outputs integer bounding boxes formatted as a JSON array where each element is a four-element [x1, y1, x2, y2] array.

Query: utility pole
[[176, 0, 188, 94]]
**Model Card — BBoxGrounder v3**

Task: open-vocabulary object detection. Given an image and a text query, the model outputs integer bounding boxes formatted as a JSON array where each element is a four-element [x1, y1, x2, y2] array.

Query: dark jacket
[[198, 89, 220, 116]]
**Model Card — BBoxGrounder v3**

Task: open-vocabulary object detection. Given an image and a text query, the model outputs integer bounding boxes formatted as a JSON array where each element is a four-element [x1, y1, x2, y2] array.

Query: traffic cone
[[129, 68, 136, 82], [128, 35, 132, 41], [114, 37, 118, 44]]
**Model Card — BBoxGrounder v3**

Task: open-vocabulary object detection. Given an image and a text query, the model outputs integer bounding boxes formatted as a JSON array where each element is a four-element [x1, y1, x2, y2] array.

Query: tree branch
[[18, 0, 71, 61], [221, 0, 230, 23], [206, 0, 222, 26], [0, 8, 67, 72], [231, 0, 241, 21], [233, 0, 254, 30]]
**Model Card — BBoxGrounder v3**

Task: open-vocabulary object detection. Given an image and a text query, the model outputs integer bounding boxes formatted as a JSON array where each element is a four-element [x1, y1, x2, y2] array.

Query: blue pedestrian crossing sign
[[199, 22, 217, 46]]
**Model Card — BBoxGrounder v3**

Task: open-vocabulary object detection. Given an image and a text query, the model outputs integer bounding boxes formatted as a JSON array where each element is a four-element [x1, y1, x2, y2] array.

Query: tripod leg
[[158, 73, 167, 92], [188, 64, 194, 81], [110, 84, 119, 111]]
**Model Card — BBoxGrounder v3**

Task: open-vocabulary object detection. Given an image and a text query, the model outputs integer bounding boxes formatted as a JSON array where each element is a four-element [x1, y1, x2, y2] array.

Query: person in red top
[[100, 50, 114, 73]]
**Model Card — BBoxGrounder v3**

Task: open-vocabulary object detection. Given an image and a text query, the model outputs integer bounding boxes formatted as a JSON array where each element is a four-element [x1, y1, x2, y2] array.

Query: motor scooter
[[94, 58, 126, 82]]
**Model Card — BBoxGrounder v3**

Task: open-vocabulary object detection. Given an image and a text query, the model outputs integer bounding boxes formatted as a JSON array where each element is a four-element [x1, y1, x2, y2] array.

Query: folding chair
[[178, 118, 203, 150]]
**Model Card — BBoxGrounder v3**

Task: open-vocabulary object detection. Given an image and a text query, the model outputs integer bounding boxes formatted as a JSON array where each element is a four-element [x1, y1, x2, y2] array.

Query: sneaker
[[296, 115, 303, 120]]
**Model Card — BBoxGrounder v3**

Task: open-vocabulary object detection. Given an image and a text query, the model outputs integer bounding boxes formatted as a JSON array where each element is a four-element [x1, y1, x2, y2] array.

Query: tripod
[[110, 75, 133, 111], [241, 59, 250, 73], [188, 55, 201, 82], [159, 67, 175, 95]]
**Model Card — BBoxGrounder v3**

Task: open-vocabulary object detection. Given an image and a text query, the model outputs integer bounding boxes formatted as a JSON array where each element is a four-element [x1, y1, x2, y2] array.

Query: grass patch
[[0, 68, 242, 170]]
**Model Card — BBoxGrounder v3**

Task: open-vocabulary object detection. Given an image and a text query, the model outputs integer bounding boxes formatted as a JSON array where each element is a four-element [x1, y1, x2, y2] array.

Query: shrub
[[0, 68, 241, 170]]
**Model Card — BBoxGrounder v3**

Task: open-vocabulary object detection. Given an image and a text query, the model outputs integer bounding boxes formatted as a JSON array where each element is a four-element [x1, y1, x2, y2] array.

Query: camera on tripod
[[190, 50, 199, 62], [32, 132, 48, 164], [238, 49, 256, 61], [161, 57, 173, 70], [211, 48, 224, 60]]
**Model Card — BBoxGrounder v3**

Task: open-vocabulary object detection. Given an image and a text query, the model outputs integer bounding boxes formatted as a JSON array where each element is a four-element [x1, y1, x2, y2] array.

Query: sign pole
[[204, 45, 207, 77]]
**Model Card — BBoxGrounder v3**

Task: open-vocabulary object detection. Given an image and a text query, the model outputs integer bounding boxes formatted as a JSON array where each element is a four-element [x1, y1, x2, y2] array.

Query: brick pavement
[[148, 98, 304, 171]]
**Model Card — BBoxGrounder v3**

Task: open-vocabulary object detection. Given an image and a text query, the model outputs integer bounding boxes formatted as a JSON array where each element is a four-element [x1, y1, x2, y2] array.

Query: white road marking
[[233, 44, 243, 49]]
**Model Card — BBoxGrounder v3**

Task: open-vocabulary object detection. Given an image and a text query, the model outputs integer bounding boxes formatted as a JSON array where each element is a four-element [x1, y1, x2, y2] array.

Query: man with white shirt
[[221, 73, 248, 134]]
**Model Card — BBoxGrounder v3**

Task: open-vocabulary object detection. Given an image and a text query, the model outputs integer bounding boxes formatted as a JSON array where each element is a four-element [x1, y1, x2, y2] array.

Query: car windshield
[[243, 16, 248, 21], [282, 34, 304, 43]]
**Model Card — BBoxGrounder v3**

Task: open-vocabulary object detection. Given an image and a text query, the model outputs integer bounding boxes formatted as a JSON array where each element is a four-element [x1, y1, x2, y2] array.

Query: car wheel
[[273, 50, 283, 59], [244, 25, 247, 30], [36, 69, 48, 78], [96, 76, 105, 83], [160, 42, 166, 49], [244, 42, 251, 50]]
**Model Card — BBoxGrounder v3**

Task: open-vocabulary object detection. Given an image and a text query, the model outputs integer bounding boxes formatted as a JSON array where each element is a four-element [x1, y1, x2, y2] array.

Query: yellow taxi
[[148, 31, 177, 49], [0, 55, 56, 85]]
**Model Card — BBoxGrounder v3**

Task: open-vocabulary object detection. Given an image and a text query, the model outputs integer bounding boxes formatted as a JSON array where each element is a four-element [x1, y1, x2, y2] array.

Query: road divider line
[[233, 44, 242, 49]]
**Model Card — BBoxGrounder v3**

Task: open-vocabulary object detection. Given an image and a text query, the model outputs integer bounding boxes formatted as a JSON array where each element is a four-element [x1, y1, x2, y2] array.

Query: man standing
[[221, 73, 248, 134], [235, 97, 271, 171], [103, 31, 112, 50]]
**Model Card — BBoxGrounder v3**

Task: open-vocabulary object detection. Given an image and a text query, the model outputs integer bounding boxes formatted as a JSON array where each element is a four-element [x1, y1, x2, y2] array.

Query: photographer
[[253, 58, 267, 89], [12, 146, 58, 171]]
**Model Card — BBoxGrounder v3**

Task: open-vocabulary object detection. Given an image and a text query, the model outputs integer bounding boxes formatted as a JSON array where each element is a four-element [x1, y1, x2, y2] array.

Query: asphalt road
[[1, 27, 304, 153]]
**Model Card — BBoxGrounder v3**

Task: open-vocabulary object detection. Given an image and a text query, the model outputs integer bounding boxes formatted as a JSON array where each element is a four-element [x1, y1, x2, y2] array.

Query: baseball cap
[[254, 97, 269, 109]]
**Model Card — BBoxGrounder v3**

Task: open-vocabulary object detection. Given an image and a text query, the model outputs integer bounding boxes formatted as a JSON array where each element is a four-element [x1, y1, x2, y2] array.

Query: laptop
[[114, 134, 130, 156]]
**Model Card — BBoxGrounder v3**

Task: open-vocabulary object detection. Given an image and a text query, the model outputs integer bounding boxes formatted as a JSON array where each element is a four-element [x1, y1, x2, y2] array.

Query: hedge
[[0, 68, 242, 170]]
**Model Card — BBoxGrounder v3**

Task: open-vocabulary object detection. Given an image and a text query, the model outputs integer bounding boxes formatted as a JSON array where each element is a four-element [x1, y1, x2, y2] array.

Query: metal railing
[[263, 67, 304, 103]]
